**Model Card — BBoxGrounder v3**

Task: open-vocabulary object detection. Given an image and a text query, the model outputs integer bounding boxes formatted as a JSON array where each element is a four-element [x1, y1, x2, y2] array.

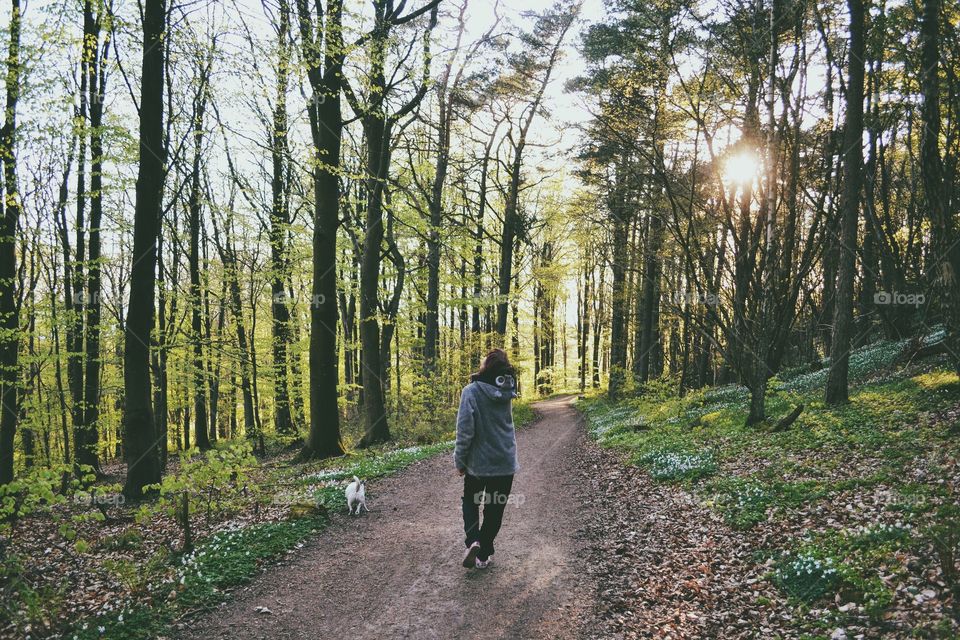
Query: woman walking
[[454, 349, 519, 570]]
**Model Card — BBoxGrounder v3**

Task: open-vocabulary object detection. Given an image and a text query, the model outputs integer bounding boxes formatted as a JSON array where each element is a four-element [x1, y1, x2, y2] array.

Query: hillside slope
[[578, 337, 960, 638]]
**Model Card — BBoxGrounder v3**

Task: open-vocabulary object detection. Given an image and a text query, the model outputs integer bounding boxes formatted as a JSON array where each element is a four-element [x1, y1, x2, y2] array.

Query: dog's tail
[[353, 475, 361, 486]]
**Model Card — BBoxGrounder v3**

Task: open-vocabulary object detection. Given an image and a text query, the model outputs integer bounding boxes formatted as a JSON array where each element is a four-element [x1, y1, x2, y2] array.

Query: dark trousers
[[462, 473, 514, 561]]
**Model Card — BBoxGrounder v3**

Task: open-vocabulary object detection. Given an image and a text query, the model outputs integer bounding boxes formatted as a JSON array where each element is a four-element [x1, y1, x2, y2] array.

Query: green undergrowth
[[578, 336, 960, 625], [770, 522, 916, 619], [305, 442, 454, 509], [68, 516, 328, 640]]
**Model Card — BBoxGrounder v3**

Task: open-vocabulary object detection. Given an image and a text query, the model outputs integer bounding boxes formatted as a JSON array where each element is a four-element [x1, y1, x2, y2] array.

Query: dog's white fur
[[345, 476, 367, 515]]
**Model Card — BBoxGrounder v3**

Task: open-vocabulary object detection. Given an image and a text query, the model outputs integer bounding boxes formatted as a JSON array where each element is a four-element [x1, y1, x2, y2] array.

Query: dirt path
[[177, 396, 596, 639]]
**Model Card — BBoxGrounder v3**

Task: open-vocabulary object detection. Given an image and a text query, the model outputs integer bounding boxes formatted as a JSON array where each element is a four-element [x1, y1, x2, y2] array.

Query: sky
[[464, 0, 607, 128]]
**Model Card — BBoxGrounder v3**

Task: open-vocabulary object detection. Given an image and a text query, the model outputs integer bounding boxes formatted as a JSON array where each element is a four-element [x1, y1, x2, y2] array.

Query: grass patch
[[69, 604, 168, 640], [68, 516, 330, 639], [297, 442, 453, 486], [174, 516, 329, 609], [772, 524, 913, 616], [579, 363, 959, 486]]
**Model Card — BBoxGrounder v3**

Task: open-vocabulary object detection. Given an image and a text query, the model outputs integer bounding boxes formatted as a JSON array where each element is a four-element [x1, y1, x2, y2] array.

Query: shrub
[[0, 465, 73, 536], [139, 442, 259, 552]]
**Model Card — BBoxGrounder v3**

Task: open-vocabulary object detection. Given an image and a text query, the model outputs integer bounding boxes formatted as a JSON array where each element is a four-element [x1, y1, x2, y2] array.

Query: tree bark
[[81, 0, 109, 474], [297, 0, 346, 458], [214, 218, 260, 452], [636, 210, 663, 383], [122, 0, 166, 498], [919, 0, 960, 374], [495, 7, 575, 337], [188, 60, 211, 450], [825, 0, 864, 405], [68, 0, 91, 473], [353, 1, 439, 447], [607, 172, 631, 400], [270, 0, 295, 436]]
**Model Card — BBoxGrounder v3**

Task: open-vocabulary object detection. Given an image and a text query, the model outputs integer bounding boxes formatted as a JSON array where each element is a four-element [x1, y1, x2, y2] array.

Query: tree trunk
[[825, 0, 864, 405], [354, 2, 439, 446], [216, 221, 260, 452], [637, 211, 663, 383], [423, 77, 453, 374], [81, 2, 108, 474], [270, 0, 295, 436], [188, 62, 210, 450], [494, 10, 573, 336], [298, 0, 345, 458], [69, 0, 90, 473], [496, 146, 524, 338], [122, 0, 166, 499], [919, 0, 960, 374], [607, 176, 631, 400], [358, 112, 391, 445], [153, 229, 172, 469]]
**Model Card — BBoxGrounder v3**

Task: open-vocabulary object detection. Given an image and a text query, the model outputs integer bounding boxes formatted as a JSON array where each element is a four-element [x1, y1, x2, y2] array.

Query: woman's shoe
[[475, 557, 491, 569], [462, 541, 481, 568]]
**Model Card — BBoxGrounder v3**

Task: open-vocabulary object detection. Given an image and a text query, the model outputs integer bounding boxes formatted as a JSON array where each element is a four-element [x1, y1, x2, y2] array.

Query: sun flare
[[723, 151, 760, 186]]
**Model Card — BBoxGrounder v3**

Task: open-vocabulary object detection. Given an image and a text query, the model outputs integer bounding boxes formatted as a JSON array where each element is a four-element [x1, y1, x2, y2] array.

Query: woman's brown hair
[[471, 348, 515, 382]]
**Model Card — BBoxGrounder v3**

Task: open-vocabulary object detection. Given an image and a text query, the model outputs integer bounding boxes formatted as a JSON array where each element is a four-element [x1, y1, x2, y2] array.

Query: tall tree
[[919, 0, 960, 374], [825, 0, 865, 405], [122, 0, 167, 498], [269, 0, 295, 436], [422, 0, 469, 376], [296, 0, 346, 458], [0, 0, 23, 484], [187, 50, 213, 450], [211, 210, 261, 452], [80, 0, 112, 474], [495, 2, 576, 337], [345, 0, 440, 447]]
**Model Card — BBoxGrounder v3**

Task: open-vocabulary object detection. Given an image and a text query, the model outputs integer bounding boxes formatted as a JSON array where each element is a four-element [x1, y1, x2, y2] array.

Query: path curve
[[177, 396, 595, 639]]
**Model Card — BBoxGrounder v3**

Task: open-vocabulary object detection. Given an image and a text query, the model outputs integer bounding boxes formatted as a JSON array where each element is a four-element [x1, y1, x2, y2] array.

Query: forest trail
[[177, 396, 596, 639]]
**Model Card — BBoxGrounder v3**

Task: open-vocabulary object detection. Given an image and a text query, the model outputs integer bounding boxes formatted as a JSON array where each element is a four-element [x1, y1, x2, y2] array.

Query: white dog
[[345, 476, 367, 515]]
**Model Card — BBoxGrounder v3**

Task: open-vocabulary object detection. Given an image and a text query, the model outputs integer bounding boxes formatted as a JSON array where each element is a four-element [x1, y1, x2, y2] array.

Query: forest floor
[[577, 336, 960, 639], [177, 355, 960, 640], [0, 407, 531, 638], [175, 395, 598, 640], [6, 337, 960, 639]]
